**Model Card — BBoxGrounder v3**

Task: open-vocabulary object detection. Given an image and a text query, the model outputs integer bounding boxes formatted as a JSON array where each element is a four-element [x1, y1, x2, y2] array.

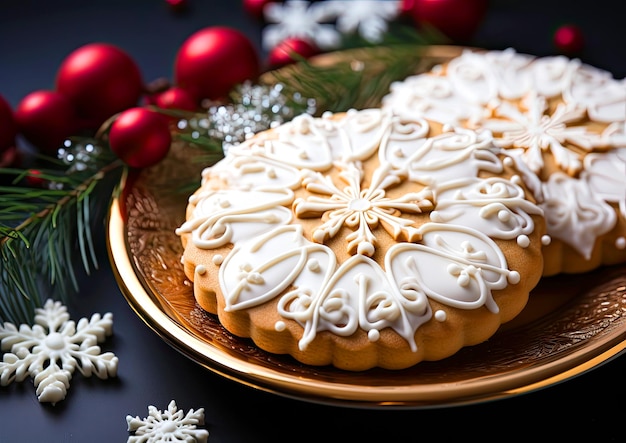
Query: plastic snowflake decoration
[[262, 0, 401, 50], [126, 400, 209, 443], [0, 299, 117, 405], [262, 0, 341, 50], [322, 1, 402, 43]]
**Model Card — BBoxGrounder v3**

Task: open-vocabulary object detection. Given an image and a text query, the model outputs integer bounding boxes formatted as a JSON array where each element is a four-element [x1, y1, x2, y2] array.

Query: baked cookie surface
[[382, 48, 626, 275], [176, 108, 546, 370]]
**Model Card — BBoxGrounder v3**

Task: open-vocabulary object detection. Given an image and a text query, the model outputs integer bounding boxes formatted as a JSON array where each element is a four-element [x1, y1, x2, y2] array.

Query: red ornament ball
[[174, 27, 260, 103], [25, 169, 46, 188], [0, 146, 20, 171], [153, 86, 197, 112], [267, 38, 320, 68], [402, 0, 488, 42], [108, 107, 171, 168], [0, 94, 17, 152], [56, 43, 143, 130], [243, 0, 274, 20], [165, 0, 188, 13], [553, 24, 584, 55], [15, 90, 77, 154]]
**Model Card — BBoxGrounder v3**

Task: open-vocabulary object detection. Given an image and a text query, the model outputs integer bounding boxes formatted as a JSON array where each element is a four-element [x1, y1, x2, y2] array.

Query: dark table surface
[[1, 1, 625, 442]]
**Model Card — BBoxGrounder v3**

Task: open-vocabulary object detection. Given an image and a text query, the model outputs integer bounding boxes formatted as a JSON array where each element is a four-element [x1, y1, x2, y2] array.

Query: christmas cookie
[[382, 48, 626, 275], [176, 108, 546, 370]]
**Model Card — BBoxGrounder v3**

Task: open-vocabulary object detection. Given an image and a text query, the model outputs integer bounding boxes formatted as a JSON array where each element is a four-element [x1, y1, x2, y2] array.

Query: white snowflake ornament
[[262, 0, 341, 50], [126, 400, 209, 443], [322, 1, 402, 43], [262, 0, 402, 50], [0, 299, 117, 405]]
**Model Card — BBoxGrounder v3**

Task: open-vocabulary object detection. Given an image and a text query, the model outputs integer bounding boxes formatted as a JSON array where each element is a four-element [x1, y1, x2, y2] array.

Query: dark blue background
[[1, 1, 625, 442]]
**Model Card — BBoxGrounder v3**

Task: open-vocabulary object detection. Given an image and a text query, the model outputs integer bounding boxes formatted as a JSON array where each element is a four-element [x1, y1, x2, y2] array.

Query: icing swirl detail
[[541, 172, 616, 259], [431, 177, 543, 242], [179, 108, 542, 351], [382, 48, 626, 258]]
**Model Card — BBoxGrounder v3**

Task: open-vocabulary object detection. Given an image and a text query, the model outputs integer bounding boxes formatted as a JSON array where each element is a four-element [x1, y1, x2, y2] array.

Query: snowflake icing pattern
[[126, 400, 209, 443], [480, 92, 608, 175], [294, 161, 432, 256], [0, 299, 117, 404]]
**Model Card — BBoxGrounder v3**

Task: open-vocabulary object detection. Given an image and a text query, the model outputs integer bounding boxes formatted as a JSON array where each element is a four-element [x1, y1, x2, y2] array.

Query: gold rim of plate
[[106, 45, 626, 408]]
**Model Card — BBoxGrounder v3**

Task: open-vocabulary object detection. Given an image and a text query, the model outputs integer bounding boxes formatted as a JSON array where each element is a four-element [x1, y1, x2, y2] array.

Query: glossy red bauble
[[267, 38, 320, 68], [15, 90, 77, 154], [174, 27, 260, 103], [243, 0, 274, 20], [56, 43, 143, 130], [108, 107, 171, 169], [165, 0, 188, 13], [553, 24, 584, 55], [0, 146, 20, 171], [0, 94, 17, 152], [153, 87, 197, 112], [402, 0, 488, 42]]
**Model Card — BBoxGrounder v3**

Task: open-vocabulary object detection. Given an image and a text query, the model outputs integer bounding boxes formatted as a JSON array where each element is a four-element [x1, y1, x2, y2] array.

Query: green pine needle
[[0, 152, 123, 324]]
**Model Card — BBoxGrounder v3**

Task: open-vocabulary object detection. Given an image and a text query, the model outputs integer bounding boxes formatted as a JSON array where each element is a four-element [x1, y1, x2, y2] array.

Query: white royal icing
[[541, 172, 616, 259], [178, 108, 542, 352], [382, 48, 626, 260]]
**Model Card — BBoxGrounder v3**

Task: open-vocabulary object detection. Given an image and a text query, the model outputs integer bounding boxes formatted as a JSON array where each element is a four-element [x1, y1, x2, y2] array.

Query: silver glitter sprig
[[58, 139, 102, 175], [177, 82, 316, 155]]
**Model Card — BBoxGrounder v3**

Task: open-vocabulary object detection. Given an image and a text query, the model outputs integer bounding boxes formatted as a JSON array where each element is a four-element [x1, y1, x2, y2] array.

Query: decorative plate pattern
[[107, 46, 626, 408]]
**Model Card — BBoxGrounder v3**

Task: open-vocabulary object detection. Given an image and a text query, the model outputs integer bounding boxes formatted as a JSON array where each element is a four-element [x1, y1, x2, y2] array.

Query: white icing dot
[[275, 321, 286, 332], [616, 237, 626, 250], [368, 329, 380, 342], [434, 310, 447, 322], [498, 209, 511, 222], [212, 254, 224, 266], [517, 235, 530, 248], [247, 272, 265, 284], [357, 241, 375, 256], [541, 235, 551, 246], [312, 230, 325, 243], [457, 273, 470, 287], [307, 259, 321, 272], [195, 265, 207, 275], [511, 175, 521, 185], [508, 270, 520, 284], [503, 156, 513, 167], [430, 210, 443, 222]]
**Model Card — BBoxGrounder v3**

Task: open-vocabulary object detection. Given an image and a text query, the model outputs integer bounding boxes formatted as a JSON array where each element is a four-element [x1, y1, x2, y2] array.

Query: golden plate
[[107, 46, 626, 408]]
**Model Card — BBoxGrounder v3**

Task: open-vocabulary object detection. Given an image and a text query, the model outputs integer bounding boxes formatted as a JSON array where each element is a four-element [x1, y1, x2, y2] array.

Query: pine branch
[[0, 147, 124, 325], [260, 43, 437, 114]]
